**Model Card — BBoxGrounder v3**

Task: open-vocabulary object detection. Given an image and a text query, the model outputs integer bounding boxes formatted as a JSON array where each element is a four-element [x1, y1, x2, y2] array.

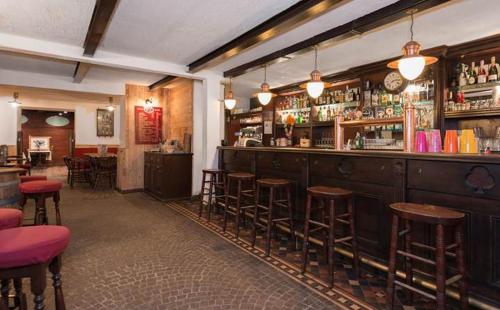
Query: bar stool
[[251, 178, 296, 256], [0, 209, 22, 230], [386, 203, 468, 310], [19, 176, 47, 183], [302, 186, 360, 287], [223, 172, 255, 238], [198, 169, 226, 221], [19, 180, 63, 225], [0, 225, 70, 310]]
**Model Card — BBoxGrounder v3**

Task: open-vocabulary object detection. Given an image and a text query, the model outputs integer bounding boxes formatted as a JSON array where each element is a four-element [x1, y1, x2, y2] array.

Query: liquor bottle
[[371, 85, 379, 106], [380, 87, 388, 106], [428, 79, 435, 100], [489, 56, 498, 82], [458, 64, 467, 87], [468, 62, 477, 85], [478, 60, 487, 84]]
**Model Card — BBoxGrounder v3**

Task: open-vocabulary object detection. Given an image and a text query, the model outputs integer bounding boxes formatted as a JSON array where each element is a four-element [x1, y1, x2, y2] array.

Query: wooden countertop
[[217, 146, 500, 164], [145, 151, 193, 156]]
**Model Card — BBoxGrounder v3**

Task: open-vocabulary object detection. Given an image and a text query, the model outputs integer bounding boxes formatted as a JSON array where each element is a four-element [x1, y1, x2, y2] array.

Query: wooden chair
[[63, 157, 90, 188], [89, 156, 117, 190]]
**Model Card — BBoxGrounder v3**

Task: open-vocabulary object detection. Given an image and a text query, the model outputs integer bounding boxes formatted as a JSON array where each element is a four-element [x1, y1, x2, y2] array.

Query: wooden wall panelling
[[166, 79, 194, 147]]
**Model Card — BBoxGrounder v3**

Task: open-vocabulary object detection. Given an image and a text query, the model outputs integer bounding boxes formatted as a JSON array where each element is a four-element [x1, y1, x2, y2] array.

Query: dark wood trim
[[446, 33, 500, 58], [188, 0, 344, 73], [83, 0, 118, 56], [72, 62, 91, 83], [224, 0, 450, 78], [117, 188, 144, 194], [148, 76, 178, 91]]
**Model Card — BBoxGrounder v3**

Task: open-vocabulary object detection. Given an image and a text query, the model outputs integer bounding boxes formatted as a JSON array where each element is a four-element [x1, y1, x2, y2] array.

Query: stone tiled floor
[[16, 183, 346, 309]]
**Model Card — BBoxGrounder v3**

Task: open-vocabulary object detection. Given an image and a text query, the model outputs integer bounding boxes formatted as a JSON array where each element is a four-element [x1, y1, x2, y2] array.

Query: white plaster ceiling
[[231, 0, 500, 98], [99, 0, 301, 64], [0, 0, 96, 46]]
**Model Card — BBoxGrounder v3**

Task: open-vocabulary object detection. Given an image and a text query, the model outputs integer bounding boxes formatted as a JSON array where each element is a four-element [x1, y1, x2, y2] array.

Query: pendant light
[[305, 46, 327, 99], [387, 10, 437, 81], [224, 77, 237, 110], [8, 92, 21, 107], [106, 97, 115, 111], [257, 65, 273, 106]]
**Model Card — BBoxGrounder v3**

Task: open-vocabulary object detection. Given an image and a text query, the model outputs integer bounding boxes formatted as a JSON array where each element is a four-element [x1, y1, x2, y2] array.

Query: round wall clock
[[383, 71, 408, 94]]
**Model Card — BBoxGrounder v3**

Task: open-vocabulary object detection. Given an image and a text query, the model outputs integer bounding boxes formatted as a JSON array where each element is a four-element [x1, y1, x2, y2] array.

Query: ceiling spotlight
[[8, 92, 21, 107], [224, 77, 237, 110], [387, 10, 438, 81]]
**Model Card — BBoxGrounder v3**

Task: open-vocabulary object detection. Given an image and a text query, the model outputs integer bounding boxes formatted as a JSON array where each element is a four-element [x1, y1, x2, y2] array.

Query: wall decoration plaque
[[135, 106, 162, 144], [97, 109, 114, 137]]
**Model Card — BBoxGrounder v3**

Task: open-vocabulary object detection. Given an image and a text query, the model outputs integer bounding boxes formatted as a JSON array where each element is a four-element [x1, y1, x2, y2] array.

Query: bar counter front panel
[[218, 146, 500, 305]]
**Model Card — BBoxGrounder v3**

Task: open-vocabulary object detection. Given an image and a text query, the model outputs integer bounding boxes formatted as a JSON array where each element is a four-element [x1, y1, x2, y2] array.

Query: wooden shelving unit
[[445, 108, 500, 119], [339, 116, 403, 127]]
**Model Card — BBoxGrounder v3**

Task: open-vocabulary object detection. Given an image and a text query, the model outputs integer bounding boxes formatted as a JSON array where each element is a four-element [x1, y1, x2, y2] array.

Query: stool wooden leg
[[30, 264, 46, 310], [18, 195, 27, 212], [13, 278, 26, 310], [34, 197, 46, 226], [319, 199, 328, 260], [435, 224, 446, 310], [455, 223, 469, 309], [286, 186, 296, 251], [53, 191, 62, 225], [251, 183, 260, 247], [328, 199, 336, 287], [301, 194, 312, 274], [235, 180, 243, 239], [49, 257, 66, 310], [207, 174, 215, 221], [386, 214, 399, 310], [404, 220, 413, 304], [1, 280, 9, 310], [265, 187, 274, 256], [199, 171, 206, 218], [223, 178, 231, 233], [347, 198, 360, 278]]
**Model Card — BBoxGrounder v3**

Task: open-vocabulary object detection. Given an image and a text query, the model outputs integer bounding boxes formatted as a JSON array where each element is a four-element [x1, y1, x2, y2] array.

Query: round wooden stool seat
[[20, 175, 47, 183], [227, 172, 255, 180], [0, 209, 23, 230], [202, 169, 226, 174], [307, 186, 352, 199], [256, 178, 290, 187], [390, 203, 464, 225]]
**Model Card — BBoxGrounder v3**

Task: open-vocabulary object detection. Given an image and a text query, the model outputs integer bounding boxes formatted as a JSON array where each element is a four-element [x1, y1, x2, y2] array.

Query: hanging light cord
[[314, 46, 318, 70], [263, 65, 267, 83], [410, 13, 414, 41]]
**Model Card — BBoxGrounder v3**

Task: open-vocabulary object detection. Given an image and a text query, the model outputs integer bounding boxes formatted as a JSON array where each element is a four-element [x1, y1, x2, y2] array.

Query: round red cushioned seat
[[19, 180, 62, 194], [0, 209, 23, 230], [20, 175, 48, 183], [0, 226, 70, 269]]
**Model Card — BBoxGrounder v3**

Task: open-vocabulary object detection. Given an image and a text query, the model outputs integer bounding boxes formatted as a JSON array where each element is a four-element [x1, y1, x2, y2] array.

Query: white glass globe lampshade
[[398, 56, 425, 81], [224, 99, 236, 110], [257, 92, 272, 105], [306, 81, 324, 99]]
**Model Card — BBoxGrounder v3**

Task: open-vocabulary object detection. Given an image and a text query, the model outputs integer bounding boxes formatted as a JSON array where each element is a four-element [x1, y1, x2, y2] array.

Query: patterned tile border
[[165, 201, 377, 310]]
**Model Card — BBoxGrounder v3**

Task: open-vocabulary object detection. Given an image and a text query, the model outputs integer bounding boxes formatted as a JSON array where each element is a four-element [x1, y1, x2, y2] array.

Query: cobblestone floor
[[17, 183, 345, 309]]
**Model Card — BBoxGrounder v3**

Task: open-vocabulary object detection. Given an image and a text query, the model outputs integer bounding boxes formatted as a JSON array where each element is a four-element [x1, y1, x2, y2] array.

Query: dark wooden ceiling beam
[[148, 76, 178, 91], [83, 0, 119, 56], [224, 0, 450, 78], [73, 62, 92, 83], [187, 0, 345, 73]]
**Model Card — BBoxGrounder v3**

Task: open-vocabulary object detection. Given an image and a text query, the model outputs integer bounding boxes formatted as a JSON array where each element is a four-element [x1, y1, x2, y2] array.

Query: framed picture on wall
[[96, 109, 114, 137]]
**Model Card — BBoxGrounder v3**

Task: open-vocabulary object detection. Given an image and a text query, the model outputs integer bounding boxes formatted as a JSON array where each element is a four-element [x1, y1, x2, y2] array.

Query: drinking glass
[[459, 129, 478, 153], [428, 129, 442, 152], [414, 130, 428, 153]]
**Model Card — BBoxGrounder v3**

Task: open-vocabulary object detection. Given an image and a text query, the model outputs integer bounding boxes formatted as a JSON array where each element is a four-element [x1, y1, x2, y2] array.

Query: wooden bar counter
[[218, 146, 500, 307]]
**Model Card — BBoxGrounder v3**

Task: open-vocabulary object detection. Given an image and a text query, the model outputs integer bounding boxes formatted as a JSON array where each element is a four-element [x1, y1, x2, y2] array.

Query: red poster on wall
[[135, 106, 162, 144]]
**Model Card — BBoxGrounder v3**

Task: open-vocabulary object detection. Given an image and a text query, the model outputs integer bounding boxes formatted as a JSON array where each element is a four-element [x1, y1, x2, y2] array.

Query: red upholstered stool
[[0, 226, 70, 310], [19, 176, 47, 183], [19, 180, 63, 225], [0, 209, 23, 230]]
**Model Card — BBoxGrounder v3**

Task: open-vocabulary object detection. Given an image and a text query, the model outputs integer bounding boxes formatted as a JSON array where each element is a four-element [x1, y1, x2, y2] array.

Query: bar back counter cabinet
[[144, 151, 192, 200]]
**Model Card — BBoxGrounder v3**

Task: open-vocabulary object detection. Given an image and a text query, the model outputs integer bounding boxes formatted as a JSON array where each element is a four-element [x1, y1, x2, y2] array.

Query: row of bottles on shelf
[[275, 94, 311, 111], [445, 96, 498, 112], [239, 115, 262, 124], [315, 86, 361, 105], [455, 57, 499, 87]]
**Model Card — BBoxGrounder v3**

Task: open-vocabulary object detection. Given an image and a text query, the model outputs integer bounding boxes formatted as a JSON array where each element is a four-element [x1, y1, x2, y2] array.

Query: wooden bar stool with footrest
[[0, 225, 70, 310], [302, 186, 360, 287], [223, 172, 255, 239], [19, 180, 63, 225], [386, 203, 468, 310], [19, 176, 47, 183], [251, 178, 296, 256], [199, 169, 226, 221]]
